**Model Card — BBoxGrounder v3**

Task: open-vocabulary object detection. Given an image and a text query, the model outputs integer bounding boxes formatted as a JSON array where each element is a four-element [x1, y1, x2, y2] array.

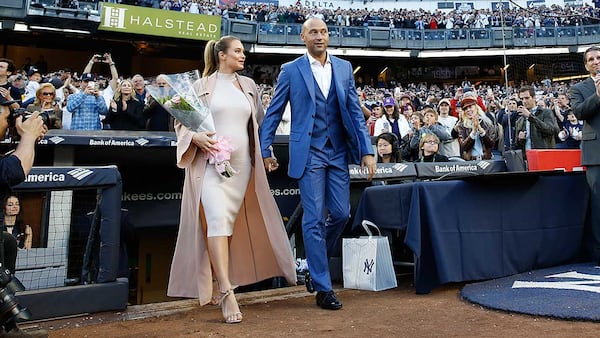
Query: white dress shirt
[[307, 53, 332, 98]]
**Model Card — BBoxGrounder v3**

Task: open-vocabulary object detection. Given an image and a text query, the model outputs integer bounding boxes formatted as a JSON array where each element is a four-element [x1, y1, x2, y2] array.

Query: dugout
[[10, 165, 127, 321]]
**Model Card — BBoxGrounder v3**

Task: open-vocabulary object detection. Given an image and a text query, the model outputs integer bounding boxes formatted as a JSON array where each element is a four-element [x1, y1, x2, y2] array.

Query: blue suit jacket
[[259, 54, 373, 179]]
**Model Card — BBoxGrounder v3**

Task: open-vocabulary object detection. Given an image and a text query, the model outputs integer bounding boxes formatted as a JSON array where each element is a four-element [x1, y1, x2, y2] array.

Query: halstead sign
[[99, 4, 221, 41]]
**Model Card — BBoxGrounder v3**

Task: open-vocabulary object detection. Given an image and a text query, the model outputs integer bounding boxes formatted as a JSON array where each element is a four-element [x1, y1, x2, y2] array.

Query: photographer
[[514, 85, 559, 152], [66, 72, 107, 131], [0, 96, 46, 335]]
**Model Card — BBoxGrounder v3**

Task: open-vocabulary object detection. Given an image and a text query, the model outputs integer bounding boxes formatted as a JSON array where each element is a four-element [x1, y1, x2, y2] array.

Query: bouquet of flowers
[[146, 70, 238, 178]]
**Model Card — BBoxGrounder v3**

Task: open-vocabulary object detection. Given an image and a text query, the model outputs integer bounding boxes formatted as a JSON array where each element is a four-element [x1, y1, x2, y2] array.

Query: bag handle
[[361, 220, 382, 237]]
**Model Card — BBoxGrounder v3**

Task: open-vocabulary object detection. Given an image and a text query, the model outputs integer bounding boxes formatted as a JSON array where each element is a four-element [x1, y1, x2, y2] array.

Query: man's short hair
[[0, 58, 15, 73], [519, 85, 535, 97], [583, 46, 600, 63]]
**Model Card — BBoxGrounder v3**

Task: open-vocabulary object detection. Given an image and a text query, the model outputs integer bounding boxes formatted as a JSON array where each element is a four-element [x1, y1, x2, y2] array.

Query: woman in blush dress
[[167, 36, 296, 324]]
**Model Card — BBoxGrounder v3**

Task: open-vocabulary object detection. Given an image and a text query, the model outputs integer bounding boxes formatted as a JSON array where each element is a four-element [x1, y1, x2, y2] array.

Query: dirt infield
[[30, 275, 600, 337]]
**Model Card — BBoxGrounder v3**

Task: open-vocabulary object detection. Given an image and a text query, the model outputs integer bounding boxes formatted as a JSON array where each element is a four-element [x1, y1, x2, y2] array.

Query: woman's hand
[[192, 131, 217, 152], [110, 100, 117, 112], [121, 99, 127, 112]]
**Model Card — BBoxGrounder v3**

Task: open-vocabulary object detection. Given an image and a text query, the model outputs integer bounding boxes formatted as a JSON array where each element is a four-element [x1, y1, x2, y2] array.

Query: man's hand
[[361, 154, 376, 181], [517, 106, 531, 118], [263, 157, 279, 173]]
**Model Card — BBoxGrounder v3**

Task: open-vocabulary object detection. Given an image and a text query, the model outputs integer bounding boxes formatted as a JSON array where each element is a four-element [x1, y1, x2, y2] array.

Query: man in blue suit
[[260, 18, 376, 310]]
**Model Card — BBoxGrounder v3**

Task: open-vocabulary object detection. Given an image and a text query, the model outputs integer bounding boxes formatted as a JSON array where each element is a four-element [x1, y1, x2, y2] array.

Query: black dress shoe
[[304, 271, 315, 293], [316, 291, 342, 310]]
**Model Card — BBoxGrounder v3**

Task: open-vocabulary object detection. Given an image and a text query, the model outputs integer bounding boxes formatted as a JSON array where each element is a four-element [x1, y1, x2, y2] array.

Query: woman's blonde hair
[[113, 79, 137, 102], [203, 35, 241, 77], [33, 83, 56, 106], [461, 103, 492, 129]]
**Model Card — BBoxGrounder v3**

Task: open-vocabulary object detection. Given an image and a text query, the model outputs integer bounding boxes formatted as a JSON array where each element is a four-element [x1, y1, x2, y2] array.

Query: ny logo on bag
[[363, 259, 375, 274]]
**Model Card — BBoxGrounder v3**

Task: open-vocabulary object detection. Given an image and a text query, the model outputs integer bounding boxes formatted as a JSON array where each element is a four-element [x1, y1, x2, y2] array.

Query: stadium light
[[13, 23, 28, 32]]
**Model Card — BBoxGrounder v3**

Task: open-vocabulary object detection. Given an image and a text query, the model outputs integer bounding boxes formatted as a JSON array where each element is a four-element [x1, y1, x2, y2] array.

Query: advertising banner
[[99, 3, 221, 41]]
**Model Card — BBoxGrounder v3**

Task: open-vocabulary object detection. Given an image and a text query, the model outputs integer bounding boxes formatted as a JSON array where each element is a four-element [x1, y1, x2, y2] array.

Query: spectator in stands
[[375, 97, 410, 139], [399, 100, 416, 121], [82, 53, 119, 110], [418, 133, 449, 162], [132, 74, 149, 105], [59, 86, 75, 130], [376, 132, 402, 163], [25, 83, 62, 129], [1, 195, 32, 250], [9, 75, 25, 100], [103, 79, 146, 130], [455, 95, 497, 160], [437, 98, 460, 158], [414, 107, 452, 153], [22, 67, 42, 107], [552, 92, 571, 124], [556, 110, 583, 149], [0, 58, 21, 112], [499, 98, 520, 151], [66, 72, 107, 130], [368, 101, 383, 136], [145, 74, 174, 131], [514, 85, 559, 152], [404, 112, 423, 161]]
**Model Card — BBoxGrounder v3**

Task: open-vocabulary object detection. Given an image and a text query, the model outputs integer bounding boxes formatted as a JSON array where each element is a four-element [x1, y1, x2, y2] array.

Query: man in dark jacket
[[568, 46, 600, 263], [514, 85, 559, 151]]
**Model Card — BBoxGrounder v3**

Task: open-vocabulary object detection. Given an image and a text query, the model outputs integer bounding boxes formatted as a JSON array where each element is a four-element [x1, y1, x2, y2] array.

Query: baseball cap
[[438, 98, 451, 106], [383, 97, 396, 107], [81, 73, 95, 82], [398, 92, 411, 100], [461, 96, 478, 108], [27, 67, 40, 77]]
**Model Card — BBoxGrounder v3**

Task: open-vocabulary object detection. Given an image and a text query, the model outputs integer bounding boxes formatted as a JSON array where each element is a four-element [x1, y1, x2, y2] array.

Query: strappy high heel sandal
[[209, 280, 219, 305], [217, 289, 243, 324]]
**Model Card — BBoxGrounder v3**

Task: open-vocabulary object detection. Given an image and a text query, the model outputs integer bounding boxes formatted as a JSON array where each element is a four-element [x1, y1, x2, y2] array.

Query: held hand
[[110, 100, 117, 112], [518, 130, 527, 140], [595, 76, 600, 97], [361, 155, 377, 181], [191, 131, 217, 152], [263, 157, 279, 173]]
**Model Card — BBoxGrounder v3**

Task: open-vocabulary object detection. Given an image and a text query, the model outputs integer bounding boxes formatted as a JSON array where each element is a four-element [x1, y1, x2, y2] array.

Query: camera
[[7, 108, 57, 142], [0, 263, 31, 328], [96, 55, 106, 62]]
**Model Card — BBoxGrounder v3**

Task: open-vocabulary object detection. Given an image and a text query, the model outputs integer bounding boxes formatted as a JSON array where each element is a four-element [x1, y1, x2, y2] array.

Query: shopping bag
[[342, 220, 397, 291]]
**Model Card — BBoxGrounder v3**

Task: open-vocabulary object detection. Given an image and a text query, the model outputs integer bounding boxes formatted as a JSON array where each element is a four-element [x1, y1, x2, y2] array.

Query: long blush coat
[[167, 72, 297, 304]]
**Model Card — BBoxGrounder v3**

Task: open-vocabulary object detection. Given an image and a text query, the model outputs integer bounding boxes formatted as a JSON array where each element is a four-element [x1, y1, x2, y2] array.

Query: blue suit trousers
[[298, 142, 350, 292]]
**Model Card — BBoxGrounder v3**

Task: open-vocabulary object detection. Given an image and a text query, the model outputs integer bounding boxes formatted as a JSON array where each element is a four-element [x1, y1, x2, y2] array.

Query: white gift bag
[[342, 220, 397, 291]]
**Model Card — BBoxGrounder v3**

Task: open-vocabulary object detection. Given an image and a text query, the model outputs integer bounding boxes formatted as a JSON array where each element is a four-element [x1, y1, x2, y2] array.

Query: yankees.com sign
[[99, 4, 221, 41]]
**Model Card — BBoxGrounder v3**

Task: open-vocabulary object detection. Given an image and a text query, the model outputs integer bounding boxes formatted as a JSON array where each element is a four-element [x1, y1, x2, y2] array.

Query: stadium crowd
[[0, 52, 582, 163], [48, 0, 600, 30]]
